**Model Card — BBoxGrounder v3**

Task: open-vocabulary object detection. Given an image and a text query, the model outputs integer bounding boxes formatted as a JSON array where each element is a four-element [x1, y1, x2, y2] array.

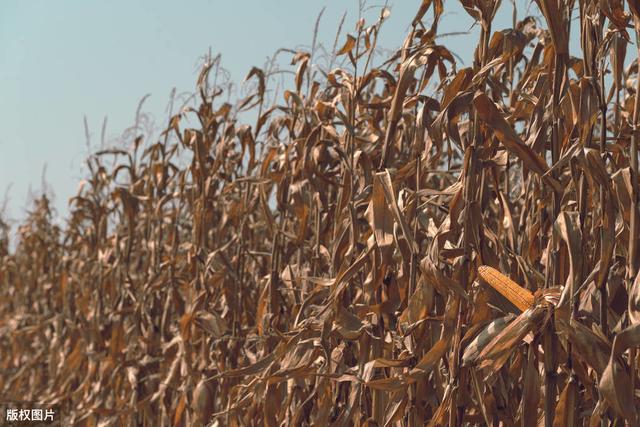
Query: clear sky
[[1, 1, 531, 222]]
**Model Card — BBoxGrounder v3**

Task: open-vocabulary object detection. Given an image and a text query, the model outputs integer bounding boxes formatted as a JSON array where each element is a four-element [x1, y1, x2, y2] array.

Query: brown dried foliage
[[3, 1, 640, 425]]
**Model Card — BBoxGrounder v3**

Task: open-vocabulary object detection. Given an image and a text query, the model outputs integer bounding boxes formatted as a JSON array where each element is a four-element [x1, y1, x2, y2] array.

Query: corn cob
[[477, 265, 535, 312]]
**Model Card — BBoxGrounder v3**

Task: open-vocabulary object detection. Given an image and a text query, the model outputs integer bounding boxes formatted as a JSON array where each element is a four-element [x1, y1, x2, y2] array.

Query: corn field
[[3, 0, 640, 425]]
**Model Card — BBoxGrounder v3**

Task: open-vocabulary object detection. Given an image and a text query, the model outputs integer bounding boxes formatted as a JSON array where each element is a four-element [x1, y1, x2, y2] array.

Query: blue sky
[[1, 1, 529, 221]]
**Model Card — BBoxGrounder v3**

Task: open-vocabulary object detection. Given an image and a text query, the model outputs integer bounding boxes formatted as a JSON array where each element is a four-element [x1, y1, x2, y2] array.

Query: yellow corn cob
[[477, 265, 535, 312]]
